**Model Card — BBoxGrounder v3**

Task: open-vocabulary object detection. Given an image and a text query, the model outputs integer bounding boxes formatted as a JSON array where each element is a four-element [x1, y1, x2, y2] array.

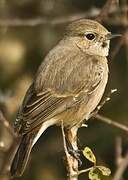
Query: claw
[[68, 148, 82, 166]]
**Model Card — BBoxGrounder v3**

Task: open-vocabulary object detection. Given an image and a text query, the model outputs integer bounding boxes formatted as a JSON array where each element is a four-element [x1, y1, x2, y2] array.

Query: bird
[[10, 19, 119, 177]]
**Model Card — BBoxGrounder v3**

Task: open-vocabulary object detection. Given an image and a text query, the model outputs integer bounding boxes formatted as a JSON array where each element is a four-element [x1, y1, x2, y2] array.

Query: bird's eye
[[85, 33, 96, 40]]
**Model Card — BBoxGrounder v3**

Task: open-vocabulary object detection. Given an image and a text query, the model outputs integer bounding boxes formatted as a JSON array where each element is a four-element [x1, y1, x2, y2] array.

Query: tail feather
[[10, 134, 34, 177]]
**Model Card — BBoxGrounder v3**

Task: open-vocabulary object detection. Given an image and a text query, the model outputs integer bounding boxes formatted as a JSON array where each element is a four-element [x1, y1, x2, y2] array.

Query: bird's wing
[[15, 85, 76, 134], [15, 55, 105, 134]]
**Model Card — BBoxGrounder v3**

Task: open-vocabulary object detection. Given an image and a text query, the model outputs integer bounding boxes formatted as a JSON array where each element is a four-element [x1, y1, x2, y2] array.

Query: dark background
[[0, 0, 127, 179]]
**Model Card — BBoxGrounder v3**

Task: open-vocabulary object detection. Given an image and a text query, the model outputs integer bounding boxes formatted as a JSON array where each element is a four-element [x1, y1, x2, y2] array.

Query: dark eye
[[85, 33, 96, 40]]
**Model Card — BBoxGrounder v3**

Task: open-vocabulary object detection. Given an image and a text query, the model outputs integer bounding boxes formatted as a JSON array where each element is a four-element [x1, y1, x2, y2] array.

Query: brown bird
[[10, 19, 119, 177]]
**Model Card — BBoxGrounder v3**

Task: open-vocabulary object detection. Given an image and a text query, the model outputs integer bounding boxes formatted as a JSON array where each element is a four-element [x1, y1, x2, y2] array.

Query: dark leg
[[64, 128, 82, 166]]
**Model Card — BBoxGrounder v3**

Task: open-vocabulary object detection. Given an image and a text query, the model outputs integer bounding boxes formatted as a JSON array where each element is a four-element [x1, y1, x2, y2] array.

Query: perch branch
[[61, 121, 79, 180]]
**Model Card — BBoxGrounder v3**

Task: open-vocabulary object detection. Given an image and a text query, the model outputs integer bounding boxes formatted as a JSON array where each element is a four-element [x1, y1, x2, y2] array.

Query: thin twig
[[115, 137, 123, 167], [0, 111, 20, 179], [0, 137, 20, 177], [77, 167, 93, 175], [88, 89, 117, 121], [0, 11, 97, 27], [113, 149, 128, 180], [110, 30, 128, 60], [0, 111, 16, 138], [96, 0, 119, 22], [0, 5, 122, 27], [94, 114, 128, 133]]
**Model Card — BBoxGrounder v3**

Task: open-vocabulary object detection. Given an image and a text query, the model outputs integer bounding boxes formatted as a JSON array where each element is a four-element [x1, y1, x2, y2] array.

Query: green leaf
[[83, 147, 96, 164], [97, 166, 111, 176], [88, 168, 102, 180]]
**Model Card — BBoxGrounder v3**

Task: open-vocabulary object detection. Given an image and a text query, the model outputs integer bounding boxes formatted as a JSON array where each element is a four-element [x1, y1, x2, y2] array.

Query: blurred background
[[0, 0, 127, 179]]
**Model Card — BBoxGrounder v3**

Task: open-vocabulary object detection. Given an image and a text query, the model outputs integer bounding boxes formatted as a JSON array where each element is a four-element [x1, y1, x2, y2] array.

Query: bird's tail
[[10, 134, 34, 177]]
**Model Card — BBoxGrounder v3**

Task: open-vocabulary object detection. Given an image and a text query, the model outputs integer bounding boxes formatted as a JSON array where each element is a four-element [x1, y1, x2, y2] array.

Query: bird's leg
[[64, 128, 82, 166]]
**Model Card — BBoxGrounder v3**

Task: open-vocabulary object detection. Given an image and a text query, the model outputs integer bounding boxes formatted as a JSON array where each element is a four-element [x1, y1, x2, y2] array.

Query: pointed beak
[[106, 33, 122, 40]]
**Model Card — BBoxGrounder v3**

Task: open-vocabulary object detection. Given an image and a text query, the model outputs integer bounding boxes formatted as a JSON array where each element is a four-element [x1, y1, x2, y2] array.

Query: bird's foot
[[68, 148, 82, 166]]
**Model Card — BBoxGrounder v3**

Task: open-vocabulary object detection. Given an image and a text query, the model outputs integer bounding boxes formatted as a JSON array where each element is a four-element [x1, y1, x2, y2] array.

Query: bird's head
[[65, 19, 120, 57]]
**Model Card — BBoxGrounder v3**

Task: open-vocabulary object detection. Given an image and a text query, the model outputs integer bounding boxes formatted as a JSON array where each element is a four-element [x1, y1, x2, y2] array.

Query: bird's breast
[[78, 61, 108, 121]]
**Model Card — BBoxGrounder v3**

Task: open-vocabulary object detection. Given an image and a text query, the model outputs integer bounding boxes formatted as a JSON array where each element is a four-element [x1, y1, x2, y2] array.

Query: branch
[[0, 5, 122, 27], [61, 121, 79, 180], [0, 137, 20, 177], [94, 114, 128, 133], [96, 0, 119, 22], [0, 10, 98, 27], [110, 30, 128, 61], [115, 137, 123, 168], [0, 111, 16, 138], [0, 111, 20, 179], [113, 137, 128, 180]]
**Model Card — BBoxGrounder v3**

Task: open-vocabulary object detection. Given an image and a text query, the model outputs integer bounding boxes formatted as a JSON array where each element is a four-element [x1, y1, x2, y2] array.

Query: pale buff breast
[[55, 58, 108, 128], [78, 58, 109, 122]]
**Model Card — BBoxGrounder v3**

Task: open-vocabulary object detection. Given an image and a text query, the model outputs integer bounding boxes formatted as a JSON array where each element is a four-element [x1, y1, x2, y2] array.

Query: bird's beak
[[106, 33, 122, 40]]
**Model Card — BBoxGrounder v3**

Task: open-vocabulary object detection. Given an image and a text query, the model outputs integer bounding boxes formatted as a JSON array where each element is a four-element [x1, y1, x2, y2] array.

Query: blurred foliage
[[0, 0, 127, 180]]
